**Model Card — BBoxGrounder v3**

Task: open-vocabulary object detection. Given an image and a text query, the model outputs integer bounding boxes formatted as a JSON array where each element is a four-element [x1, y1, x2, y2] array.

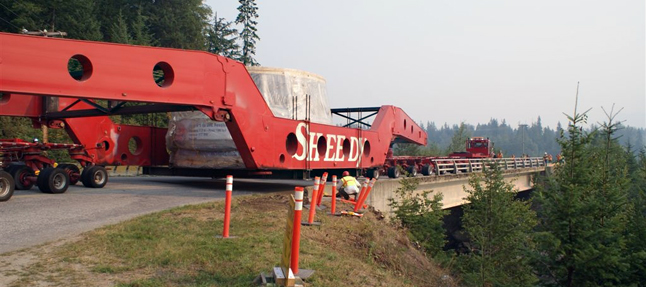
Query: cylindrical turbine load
[[166, 67, 331, 169]]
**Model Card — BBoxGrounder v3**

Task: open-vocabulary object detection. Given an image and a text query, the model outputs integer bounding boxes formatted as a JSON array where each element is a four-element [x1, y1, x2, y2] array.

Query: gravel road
[[0, 176, 308, 254]]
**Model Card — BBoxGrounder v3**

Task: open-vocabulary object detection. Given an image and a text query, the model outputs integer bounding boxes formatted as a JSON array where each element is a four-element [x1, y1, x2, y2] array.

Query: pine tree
[[109, 10, 131, 44], [235, 0, 260, 66], [458, 163, 537, 286], [388, 176, 448, 258], [534, 105, 630, 286], [207, 14, 240, 59], [146, 0, 211, 50], [623, 148, 646, 285], [2, 0, 102, 40], [446, 122, 470, 154], [130, 6, 154, 46]]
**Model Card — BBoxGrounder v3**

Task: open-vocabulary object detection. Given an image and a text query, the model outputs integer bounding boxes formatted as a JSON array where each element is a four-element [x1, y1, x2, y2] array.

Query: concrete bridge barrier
[[366, 165, 546, 214]]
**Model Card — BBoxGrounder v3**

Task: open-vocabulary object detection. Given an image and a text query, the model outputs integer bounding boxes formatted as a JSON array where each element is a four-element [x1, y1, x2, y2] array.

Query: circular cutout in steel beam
[[153, 62, 174, 88], [363, 140, 371, 157], [128, 136, 143, 155], [68, 54, 93, 81], [316, 136, 327, 159], [286, 133, 298, 155], [342, 138, 351, 159]]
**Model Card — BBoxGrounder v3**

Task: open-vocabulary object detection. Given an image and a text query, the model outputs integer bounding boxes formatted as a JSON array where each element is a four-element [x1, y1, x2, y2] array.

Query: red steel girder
[[0, 32, 426, 170]]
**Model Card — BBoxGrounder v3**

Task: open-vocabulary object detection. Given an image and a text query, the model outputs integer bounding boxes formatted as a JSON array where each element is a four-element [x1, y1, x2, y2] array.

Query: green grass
[[5, 194, 455, 286]]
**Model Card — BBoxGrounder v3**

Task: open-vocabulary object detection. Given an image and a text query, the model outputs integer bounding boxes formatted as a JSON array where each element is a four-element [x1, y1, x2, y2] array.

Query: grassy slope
[[3, 194, 455, 287]]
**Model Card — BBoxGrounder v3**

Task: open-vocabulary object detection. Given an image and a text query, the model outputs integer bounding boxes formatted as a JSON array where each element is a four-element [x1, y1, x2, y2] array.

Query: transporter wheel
[[58, 164, 81, 185], [365, 168, 380, 179], [387, 166, 400, 178], [81, 166, 108, 188], [421, 164, 433, 176], [9, 165, 35, 190], [37, 167, 70, 194], [407, 166, 418, 177], [0, 171, 15, 202]]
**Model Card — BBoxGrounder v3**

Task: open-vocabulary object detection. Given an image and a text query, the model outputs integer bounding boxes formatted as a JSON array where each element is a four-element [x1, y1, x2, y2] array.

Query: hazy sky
[[206, 0, 645, 129]]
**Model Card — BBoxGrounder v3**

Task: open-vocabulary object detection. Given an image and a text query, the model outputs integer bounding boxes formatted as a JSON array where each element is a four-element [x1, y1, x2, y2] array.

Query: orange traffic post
[[357, 179, 369, 201], [316, 172, 328, 206], [223, 175, 233, 237], [354, 178, 377, 212], [291, 187, 304, 274], [306, 177, 320, 225], [330, 175, 338, 215]]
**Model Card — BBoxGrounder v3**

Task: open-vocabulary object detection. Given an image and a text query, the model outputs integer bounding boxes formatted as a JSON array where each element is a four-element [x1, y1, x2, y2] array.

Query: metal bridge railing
[[430, 157, 545, 175]]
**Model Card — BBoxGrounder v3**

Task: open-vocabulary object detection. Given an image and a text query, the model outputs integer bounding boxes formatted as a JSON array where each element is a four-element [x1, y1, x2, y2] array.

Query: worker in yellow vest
[[337, 171, 362, 200]]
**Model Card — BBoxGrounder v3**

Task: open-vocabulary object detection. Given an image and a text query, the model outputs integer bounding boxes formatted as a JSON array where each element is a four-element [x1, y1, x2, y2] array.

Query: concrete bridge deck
[[365, 166, 545, 213]]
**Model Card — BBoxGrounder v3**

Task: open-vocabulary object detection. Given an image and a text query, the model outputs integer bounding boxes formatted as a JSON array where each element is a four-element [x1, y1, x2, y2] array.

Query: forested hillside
[[406, 117, 645, 157]]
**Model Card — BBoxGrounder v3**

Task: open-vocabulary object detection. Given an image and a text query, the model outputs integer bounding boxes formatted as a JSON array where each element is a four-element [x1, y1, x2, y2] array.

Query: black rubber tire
[[81, 166, 108, 188], [387, 166, 400, 178], [407, 166, 418, 177], [5, 164, 22, 176], [58, 164, 81, 185], [0, 171, 15, 202], [421, 164, 433, 176], [366, 168, 380, 179], [9, 165, 35, 190], [37, 167, 70, 194]]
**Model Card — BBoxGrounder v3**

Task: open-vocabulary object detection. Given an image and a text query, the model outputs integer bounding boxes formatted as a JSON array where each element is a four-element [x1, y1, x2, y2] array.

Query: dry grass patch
[[1, 193, 455, 286]]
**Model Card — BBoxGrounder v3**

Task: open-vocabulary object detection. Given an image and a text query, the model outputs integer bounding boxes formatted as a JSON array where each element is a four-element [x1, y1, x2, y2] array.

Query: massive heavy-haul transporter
[[0, 33, 544, 202], [0, 32, 426, 201]]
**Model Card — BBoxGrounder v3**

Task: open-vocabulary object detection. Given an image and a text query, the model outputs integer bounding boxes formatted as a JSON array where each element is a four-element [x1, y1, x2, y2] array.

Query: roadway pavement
[[0, 176, 309, 254]]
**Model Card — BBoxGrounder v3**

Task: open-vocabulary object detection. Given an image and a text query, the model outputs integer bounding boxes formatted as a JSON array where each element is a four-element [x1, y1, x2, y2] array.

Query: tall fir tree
[[445, 122, 471, 154], [1, 0, 102, 40], [130, 6, 154, 46], [623, 148, 646, 285], [207, 14, 240, 59], [235, 0, 260, 66], [534, 105, 630, 286], [458, 163, 537, 286], [109, 10, 131, 44]]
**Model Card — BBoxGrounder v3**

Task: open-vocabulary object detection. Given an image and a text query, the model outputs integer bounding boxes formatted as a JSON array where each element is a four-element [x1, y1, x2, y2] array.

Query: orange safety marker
[[316, 172, 328, 206], [354, 178, 377, 212], [341, 210, 364, 218], [305, 176, 321, 225], [357, 179, 369, 201], [223, 175, 233, 238], [330, 175, 338, 215], [291, 187, 304, 274]]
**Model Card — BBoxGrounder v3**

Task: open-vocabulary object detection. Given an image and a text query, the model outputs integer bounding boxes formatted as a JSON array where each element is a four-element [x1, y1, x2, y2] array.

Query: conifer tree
[[207, 14, 240, 59], [534, 104, 630, 286], [109, 10, 131, 44], [235, 0, 260, 66], [446, 122, 471, 154], [458, 163, 537, 286], [624, 148, 646, 285], [388, 177, 448, 258], [130, 6, 154, 46]]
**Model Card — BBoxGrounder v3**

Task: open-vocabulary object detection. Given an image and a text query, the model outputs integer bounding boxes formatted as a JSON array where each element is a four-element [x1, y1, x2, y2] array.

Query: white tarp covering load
[[166, 67, 331, 169]]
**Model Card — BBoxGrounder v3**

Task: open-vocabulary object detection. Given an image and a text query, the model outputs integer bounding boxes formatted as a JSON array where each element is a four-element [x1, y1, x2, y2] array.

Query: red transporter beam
[[0, 32, 426, 170]]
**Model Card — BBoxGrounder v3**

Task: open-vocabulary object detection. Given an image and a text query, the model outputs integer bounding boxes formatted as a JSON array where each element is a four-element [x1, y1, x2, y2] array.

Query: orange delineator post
[[223, 175, 233, 238], [291, 186, 304, 274], [316, 172, 328, 206], [330, 175, 338, 214], [358, 179, 369, 200], [354, 178, 376, 212], [307, 176, 321, 224]]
